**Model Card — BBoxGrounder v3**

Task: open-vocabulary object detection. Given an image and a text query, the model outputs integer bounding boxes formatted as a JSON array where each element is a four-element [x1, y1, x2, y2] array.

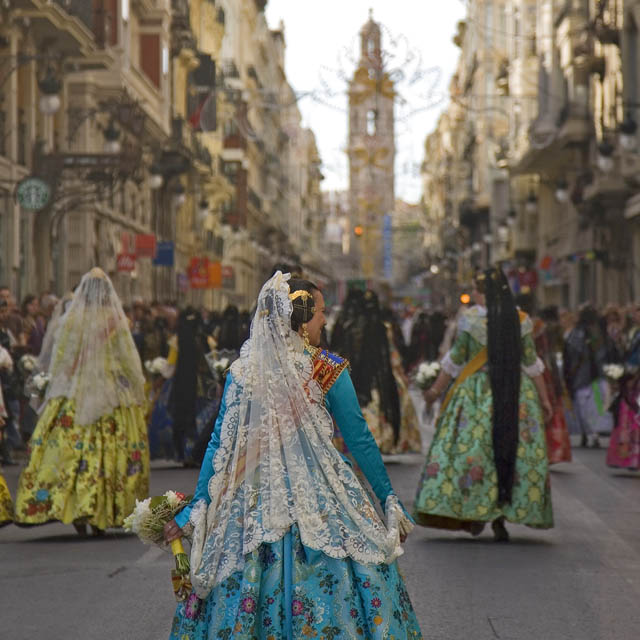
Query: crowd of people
[[0, 264, 639, 637]]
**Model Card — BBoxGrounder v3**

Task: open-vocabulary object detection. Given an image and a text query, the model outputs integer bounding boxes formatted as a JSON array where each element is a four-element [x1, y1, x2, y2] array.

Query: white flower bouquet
[[25, 372, 51, 399], [414, 361, 441, 390], [124, 491, 193, 601], [144, 357, 173, 379], [18, 354, 38, 375], [603, 363, 624, 381], [205, 353, 230, 381]]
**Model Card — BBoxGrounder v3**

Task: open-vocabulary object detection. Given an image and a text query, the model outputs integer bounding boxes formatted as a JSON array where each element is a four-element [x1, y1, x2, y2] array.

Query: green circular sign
[[16, 177, 51, 211]]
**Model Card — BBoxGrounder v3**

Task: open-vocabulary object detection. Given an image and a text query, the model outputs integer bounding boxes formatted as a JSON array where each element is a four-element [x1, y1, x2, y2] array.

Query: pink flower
[[426, 462, 440, 478], [184, 593, 201, 620], [350, 608, 358, 618], [292, 600, 304, 616], [371, 597, 382, 608], [469, 466, 484, 483], [240, 596, 256, 613], [363, 581, 370, 588]]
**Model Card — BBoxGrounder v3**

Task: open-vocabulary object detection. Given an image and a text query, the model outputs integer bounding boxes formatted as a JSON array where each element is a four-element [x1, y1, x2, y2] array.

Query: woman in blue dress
[[164, 272, 422, 639]]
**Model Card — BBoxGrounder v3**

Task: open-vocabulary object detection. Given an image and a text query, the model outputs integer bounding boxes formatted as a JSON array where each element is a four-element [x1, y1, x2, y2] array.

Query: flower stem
[[170, 538, 190, 575]]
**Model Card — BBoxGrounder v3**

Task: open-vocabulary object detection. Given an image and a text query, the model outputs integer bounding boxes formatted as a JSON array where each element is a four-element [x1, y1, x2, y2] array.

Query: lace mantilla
[[188, 273, 405, 599], [458, 305, 533, 347], [44, 269, 145, 425]]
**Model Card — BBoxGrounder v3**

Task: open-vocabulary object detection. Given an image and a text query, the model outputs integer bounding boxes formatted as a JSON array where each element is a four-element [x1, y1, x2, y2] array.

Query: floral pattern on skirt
[[413, 370, 554, 529], [169, 524, 422, 640], [15, 397, 149, 530], [607, 398, 640, 470], [0, 472, 13, 527]]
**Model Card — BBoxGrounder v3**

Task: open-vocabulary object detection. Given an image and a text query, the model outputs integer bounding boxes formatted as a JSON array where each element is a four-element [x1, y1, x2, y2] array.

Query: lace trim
[[441, 351, 463, 377], [522, 356, 545, 378]]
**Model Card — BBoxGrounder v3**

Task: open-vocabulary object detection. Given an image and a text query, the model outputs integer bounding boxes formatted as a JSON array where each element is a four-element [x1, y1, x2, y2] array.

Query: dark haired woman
[[563, 305, 613, 448], [413, 268, 554, 541], [164, 272, 422, 639], [534, 307, 572, 464]]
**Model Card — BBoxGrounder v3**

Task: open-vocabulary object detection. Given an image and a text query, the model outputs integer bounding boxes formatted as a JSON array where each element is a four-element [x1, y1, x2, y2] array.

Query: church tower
[[348, 10, 395, 281]]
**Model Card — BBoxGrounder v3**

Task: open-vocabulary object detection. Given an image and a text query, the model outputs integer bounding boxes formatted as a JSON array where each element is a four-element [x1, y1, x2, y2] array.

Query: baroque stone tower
[[348, 10, 395, 281]]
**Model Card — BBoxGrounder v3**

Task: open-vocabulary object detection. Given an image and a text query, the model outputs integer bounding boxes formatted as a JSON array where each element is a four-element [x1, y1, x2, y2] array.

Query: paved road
[[1, 428, 639, 639]]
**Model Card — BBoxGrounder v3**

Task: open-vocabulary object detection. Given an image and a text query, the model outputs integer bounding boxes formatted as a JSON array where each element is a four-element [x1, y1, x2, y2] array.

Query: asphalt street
[[1, 407, 639, 640]]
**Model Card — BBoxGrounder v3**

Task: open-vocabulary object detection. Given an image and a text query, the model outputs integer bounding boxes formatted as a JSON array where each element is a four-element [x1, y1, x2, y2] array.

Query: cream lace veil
[[188, 272, 406, 598], [44, 267, 145, 424]]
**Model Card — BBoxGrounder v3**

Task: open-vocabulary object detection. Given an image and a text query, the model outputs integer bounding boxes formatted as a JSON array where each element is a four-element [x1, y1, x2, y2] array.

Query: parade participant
[[164, 273, 421, 639], [346, 290, 401, 453], [534, 307, 572, 464], [563, 305, 613, 448], [413, 268, 554, 542], [382, 307, 422, 453], [607, 303, 640, 470], [168, 307, 212, 465], [0, 382, 14, 527], [14, 268, 149, 536]]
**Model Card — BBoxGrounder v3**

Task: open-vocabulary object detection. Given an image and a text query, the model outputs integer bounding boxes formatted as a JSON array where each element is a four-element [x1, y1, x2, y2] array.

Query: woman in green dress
[[413, 268, 553, 542]]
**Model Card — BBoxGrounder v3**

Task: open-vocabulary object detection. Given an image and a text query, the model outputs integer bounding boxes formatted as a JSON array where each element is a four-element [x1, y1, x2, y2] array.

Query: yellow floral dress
[[15, 398, 149, 530], [0, 472, 13, 527]]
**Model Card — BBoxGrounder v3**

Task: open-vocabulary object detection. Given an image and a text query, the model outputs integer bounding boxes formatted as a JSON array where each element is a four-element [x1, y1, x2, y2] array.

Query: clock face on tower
[[16, 177, 51, 211]]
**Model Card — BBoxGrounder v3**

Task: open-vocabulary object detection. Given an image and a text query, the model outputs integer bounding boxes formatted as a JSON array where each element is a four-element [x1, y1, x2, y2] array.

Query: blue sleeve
[[175, 374, 232, 529], [325, 370, 394, 506]]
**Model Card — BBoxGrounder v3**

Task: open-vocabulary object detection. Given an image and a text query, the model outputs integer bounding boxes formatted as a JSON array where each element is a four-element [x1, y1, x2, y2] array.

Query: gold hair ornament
[[289, 290, 313, 303]]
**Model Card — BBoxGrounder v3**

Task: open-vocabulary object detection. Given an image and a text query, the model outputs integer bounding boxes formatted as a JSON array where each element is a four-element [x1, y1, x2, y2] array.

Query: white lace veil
[[188, 272, 406, 599], [37, 292, 72, 373], [44, 268, 145, 425]]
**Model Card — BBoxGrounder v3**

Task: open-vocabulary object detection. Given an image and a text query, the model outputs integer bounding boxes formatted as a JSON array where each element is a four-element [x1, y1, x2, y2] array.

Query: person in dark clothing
[[563, 305, 612, 447]]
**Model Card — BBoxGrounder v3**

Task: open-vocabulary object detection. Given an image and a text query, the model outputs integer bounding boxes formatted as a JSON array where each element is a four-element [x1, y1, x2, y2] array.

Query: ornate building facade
[[347, 13, 395, 281]]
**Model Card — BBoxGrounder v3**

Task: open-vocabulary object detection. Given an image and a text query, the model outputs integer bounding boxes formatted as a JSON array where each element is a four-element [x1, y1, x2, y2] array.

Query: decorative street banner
[[208, 261, 222, 289], [116, 253, 136, 272], [221, 265, 235, 290], [383, 214, 393, 281], [135, 234, 157, 258], [189, 257, 210, 289], [153, 241, 175, 267]]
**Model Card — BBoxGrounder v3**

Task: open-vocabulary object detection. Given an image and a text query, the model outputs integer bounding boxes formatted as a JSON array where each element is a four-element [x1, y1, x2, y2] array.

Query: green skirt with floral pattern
[[413, 370, 553, 529]]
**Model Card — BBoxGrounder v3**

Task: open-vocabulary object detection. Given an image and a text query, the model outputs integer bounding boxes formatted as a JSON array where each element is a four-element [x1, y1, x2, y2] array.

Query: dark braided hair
[[478, 268, 521, 505], [289, 279, 320, 331]]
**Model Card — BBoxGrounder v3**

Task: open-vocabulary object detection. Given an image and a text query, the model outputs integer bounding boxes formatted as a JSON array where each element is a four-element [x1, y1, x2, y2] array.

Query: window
[[367, 109, 377, 136], [122, 0, 129, 22], [368, 37, 375, 56]]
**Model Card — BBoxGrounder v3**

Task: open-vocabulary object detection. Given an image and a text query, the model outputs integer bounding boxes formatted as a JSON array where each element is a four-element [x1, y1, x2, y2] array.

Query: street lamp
[[103, 119, 121, 154], [597, 140, 615, 172], [525, 192, 538, 214], [197, 198, 209, 221], [149, 163, 163, 190], [555, 179, 569, 203], [619, 113, 637, 151], [38, 67, 62, 115], [172, 182, 186, 207]]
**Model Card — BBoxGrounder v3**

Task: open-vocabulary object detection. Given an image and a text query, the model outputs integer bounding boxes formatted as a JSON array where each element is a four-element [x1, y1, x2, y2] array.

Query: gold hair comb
[[289, 290, 313, 303]]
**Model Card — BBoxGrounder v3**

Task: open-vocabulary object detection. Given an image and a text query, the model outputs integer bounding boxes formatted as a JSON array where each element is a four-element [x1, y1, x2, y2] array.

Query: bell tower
[[348, 10, 395, 280]]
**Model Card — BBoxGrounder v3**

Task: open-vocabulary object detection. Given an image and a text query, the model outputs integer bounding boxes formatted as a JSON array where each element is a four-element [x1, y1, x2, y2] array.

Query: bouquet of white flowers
[[144, 357, 173, 379], [603, 363, 624, 381], [124, 491, 193, 601], [18, 354, 38, 375], [414, 361, 441, 390], [205, 353, 230, 382], [25, 372, 51, 399]]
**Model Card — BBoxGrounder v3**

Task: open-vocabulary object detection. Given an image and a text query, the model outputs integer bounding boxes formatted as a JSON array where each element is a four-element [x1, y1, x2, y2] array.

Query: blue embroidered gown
[[169, 353, 422, 640]]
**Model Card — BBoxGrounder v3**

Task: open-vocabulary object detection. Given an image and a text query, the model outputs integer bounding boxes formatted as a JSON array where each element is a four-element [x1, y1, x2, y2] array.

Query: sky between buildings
[[265, 0, 467, 203]]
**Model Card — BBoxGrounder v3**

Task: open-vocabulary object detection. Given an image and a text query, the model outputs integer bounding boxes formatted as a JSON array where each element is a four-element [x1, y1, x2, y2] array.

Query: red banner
[[116, 253, 136, 272], [135, 234, 157, 258], [189, 257, 210, 289]]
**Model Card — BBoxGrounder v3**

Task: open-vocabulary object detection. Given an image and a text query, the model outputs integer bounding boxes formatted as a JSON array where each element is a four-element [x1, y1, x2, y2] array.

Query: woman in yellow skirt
[[0, 384, 14, 527], [15, 268, 149, 536]]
